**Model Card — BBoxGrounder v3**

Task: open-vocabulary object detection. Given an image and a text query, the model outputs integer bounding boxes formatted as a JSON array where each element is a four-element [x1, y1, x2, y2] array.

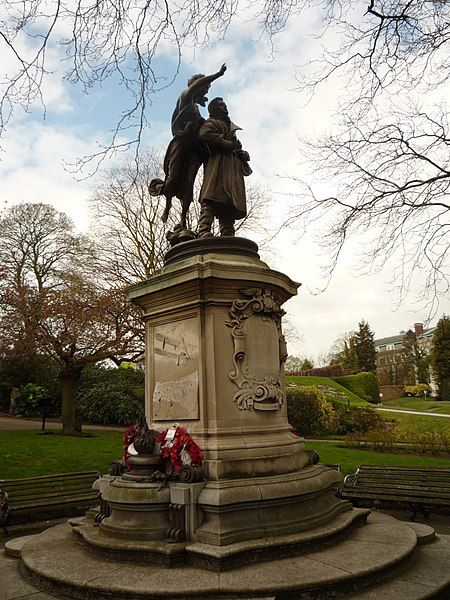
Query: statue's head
[[188, 73, 205, 87], [208, 97, 229, 118]]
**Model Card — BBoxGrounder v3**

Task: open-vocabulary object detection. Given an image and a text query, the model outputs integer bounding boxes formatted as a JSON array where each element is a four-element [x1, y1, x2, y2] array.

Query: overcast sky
[[1, 3, 448, 363]]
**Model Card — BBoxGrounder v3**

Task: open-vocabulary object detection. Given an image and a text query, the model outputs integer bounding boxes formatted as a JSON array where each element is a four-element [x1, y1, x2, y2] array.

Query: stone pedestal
[[127, 237, 306, 481], [126, 237, 348, 558]]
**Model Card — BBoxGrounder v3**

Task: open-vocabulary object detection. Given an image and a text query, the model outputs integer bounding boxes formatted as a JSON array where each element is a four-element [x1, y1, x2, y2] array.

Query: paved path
[[375, 407, 450, 418], [0, 414, 121, 431]]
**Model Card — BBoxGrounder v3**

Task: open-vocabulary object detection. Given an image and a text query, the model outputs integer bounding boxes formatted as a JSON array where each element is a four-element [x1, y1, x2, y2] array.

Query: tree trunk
[[60, 367, 82, 435]]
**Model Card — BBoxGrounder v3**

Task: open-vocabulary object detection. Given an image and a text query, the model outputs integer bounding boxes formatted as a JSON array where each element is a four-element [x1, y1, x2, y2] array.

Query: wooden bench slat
[[4, 480, 99, 495], [353, 482, 450, 489], [340, 465, 450, 518], [5, 489, 98, 501], [0, 471, 101, 530], [1, 475, 99, 490], [0, 471, 99, 485], [12, 494, 99, 511]]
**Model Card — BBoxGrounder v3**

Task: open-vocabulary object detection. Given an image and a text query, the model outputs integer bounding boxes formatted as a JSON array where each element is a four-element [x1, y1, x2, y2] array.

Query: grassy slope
[[383, 397, 450, 415], [381, 411, 450, 437], [0, 429, 122, 479], [306, 440, 450, 476], [285, 375, 367, 407]]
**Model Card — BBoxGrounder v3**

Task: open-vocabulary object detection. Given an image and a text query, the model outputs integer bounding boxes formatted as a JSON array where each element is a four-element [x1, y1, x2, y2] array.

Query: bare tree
[[286, 1, 450, 313], [90, 150, 270, 285], [0, 203, 96, 290]]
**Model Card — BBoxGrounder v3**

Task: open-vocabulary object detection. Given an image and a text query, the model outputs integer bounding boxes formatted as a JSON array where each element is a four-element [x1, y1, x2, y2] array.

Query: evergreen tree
[[300, 358, 314, 371], [401, 329, 429, 385], [431, 315, 450, 400], [354, 320, 376, 373]]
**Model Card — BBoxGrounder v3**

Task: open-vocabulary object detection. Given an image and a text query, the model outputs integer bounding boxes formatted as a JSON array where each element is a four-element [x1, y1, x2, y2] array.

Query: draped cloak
[[198, 116, 252, 219]]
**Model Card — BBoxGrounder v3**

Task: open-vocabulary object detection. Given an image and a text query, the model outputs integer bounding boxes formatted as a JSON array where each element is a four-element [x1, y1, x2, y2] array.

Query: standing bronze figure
[[197, 97, 252, 237], [149, 64, 227, 231]]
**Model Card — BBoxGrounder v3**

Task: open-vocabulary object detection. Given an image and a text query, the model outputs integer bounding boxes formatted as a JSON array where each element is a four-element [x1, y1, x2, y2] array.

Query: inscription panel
[[243, 315, 280, 381]]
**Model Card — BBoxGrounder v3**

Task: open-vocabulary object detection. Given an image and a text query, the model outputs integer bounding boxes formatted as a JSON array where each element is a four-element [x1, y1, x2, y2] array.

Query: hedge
[[334, 372, 380, 403]]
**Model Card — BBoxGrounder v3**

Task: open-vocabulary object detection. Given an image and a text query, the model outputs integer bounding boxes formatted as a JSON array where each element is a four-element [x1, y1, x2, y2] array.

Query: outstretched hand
[[219, 63, 227, 76]]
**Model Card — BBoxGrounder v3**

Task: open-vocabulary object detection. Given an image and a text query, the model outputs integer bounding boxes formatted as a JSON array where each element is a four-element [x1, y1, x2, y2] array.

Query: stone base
[[98, 478, 170, 541], [193, 465, 348, 548], [73, 466, 349, 569], [15, 513, 450, 599]]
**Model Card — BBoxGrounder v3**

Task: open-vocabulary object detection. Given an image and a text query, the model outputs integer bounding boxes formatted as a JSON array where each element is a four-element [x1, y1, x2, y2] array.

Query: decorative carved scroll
[[225, 288, 287, 411]]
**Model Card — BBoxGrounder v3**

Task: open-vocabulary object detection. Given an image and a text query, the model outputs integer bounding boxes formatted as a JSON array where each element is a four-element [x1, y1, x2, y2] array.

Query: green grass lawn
[[383, 397, 450, 414], [285, 376, 367, 407], [306, 440, 450, 476], [380, 411, 450, 437], [1, 427, 449, 481], [0, 429, 122, 479]]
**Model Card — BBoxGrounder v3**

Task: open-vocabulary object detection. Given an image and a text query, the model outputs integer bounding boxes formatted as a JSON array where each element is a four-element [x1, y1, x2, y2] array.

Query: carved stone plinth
[[127, 237, 306, 481], [125, 237, 351, 556]]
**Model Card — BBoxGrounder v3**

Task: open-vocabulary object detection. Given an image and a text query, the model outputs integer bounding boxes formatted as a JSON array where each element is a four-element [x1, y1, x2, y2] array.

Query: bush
[[78, 365, 145, 398], [77, 384, 145, 425], [345, 429, 397, 452], [287, 385, 336, 436], [287, 383, 384, 437], [404, 384, 432, 397], [12, 384, 45, 418], [332, 404, 385, 435], [334, 372, 380, 403], [345, 429, 450, 456]]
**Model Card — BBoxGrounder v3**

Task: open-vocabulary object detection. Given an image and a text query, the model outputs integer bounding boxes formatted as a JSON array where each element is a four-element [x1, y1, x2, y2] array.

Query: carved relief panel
[[151, 317, 200, 421], [225, 288, 287, 411]]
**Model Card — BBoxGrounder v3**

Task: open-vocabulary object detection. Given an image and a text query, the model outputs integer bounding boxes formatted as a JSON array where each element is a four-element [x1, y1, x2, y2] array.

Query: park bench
[[0, 470, 100, 534], [339, 465, 450, 520]]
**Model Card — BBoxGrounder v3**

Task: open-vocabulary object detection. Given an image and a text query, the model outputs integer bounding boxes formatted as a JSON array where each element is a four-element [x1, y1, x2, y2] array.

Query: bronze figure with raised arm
[[149, 64, 227, 233]]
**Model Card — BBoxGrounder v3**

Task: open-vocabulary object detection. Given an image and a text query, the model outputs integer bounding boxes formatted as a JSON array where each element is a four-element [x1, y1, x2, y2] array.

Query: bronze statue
[[197, 97, 252, 237], [149, 64, 227, 231]]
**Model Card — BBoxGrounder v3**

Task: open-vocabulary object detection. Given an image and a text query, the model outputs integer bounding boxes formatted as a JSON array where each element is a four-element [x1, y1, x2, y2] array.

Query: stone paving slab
[[0, 553, 55, 599], [345, 535, 450, 600]]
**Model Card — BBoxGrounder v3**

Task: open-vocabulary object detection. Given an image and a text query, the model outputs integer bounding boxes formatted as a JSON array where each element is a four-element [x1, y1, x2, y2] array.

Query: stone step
[[18, 512, 427, 599], [344, 533, 450, 600]]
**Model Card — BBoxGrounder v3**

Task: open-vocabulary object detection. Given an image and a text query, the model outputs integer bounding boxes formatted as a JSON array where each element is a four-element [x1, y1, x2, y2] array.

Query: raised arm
[[185, 64, 227, 100]]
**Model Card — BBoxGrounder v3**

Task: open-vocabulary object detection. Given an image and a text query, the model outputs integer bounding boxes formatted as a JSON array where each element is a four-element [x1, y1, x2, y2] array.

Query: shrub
[[77, 384, 145, 425], [345, 429, 397, 452], [287, 383, 385, 436], [12, 383, 46, 418], [404, 384, 432, 397], [78, 365, 145, 397], [287, 385, 336, 436], [333, 405, 385, 435], [334, 372, 380, 403], [345, 429, 450, 456]]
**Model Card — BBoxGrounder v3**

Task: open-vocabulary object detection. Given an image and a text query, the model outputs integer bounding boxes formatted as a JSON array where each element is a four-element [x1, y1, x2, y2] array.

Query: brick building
[[374, 323, 436, 388]]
